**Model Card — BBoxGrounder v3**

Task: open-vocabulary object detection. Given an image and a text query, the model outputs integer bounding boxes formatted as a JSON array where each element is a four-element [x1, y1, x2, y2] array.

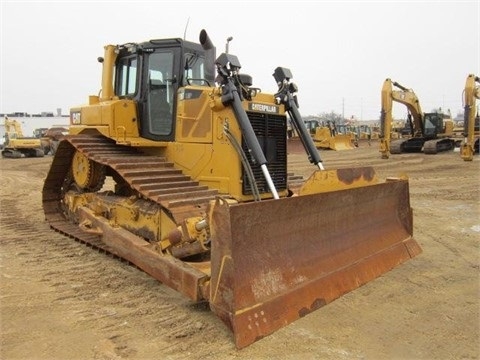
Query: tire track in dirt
[[0, 158, 236, 359]]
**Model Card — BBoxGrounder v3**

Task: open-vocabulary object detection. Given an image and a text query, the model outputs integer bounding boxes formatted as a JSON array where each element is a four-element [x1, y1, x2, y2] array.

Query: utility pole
[[361, 97, 363, 121]]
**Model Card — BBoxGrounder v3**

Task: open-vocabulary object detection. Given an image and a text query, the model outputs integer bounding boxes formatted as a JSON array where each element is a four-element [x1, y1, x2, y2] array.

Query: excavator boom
[[460, 74, 480, 161]]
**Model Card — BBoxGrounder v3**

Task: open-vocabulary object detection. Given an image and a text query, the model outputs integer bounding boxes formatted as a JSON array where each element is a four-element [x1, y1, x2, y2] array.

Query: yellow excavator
[[460, 74, 479, 161], [42, 30, 421, 348], [2, 117, 44, 158], [380, 78, 456, 158]]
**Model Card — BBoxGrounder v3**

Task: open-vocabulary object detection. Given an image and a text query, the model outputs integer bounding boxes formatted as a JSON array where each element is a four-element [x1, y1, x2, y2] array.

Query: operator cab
[[423, 112, 448, 138], [114, 36, 215, 142]]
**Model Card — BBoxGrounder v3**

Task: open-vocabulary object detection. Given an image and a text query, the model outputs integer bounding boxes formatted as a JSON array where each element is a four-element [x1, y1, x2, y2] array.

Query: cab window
[[116, 57, 137, 96], [183, 52, 207, 86]]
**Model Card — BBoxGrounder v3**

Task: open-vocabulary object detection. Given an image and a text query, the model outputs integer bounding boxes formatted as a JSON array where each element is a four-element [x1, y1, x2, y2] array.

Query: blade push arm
[[216, 53, 280, 199], [273, 67, 324, 170]]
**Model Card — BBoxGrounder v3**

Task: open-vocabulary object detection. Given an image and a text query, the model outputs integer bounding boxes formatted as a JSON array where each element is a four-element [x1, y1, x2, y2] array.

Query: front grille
[[242, 112, 287, 195]]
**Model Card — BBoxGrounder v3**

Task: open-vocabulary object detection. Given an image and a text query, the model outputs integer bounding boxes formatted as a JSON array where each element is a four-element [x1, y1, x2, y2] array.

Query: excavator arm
[[461, 74, 480, 161], [4, 117, 24, 138]]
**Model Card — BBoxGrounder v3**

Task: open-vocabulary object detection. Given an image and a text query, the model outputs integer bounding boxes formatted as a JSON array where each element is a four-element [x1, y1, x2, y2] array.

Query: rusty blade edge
[[227, 237, 421, 349]]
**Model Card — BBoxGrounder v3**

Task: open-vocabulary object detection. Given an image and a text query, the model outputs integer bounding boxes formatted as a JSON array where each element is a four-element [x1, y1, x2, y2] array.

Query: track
[[42, 135, 219, 228], [423, 138, 455, 154], [389, 139, 405, 154], [390, 137, 455, 154], [41, 134, 228, 301], [41, 134, 307, 302], [43, 134, 305, 237]]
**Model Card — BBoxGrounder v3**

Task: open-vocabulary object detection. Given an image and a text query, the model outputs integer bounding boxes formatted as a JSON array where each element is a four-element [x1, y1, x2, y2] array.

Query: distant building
[[1, 112, 29, 117], [0, 111, 63, 118]]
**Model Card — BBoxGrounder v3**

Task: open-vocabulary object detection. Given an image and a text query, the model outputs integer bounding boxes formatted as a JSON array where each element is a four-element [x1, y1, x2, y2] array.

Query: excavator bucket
[[208, 174, 421, 349]]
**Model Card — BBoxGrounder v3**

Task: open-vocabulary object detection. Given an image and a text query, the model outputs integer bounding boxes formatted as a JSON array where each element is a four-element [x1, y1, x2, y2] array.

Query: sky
[[1, 0, 479, 122]]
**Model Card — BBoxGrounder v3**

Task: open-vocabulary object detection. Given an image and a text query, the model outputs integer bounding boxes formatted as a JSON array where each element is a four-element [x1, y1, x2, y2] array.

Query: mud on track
[[1, 143, 479, 360]]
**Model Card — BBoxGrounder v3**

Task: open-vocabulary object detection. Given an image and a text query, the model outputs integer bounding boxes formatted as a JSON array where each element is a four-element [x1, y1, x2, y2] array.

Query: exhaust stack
[[199, 29, 216, 82]]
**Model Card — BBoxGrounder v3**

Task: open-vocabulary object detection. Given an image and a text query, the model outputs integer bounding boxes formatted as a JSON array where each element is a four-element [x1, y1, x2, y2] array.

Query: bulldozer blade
[[331, 135, 356, 150], [208, 178, 421, 349], [312, 128, 355, 151]]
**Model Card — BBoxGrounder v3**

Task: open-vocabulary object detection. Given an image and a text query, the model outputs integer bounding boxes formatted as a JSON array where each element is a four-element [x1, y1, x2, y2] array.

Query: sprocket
[[71, 150, 106, 191]]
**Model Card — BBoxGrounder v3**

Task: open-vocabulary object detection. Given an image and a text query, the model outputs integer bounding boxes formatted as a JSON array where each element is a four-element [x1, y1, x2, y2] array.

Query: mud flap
[[208, 179, 421, 349]]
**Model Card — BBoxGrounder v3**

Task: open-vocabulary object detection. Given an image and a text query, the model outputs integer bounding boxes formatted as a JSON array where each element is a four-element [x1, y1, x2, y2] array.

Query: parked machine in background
[[380, 78, 456, 158], [33, 128, 51, 154], [460, 74, 479, 161], [34, 126, 69, 155], [42, 30, 421, 348], [2, 117, 44, 158], [0, 122, 5, 150], [304, 119, 355, 150]]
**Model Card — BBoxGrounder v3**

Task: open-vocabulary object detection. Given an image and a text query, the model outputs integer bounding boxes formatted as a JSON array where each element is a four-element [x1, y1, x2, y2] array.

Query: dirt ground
[[1, 141, 479, 360]]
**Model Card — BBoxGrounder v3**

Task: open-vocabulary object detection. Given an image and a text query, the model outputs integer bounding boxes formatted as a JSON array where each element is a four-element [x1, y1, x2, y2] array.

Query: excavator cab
[[43, 30, 422, 348], [423, 113, 441, 137]]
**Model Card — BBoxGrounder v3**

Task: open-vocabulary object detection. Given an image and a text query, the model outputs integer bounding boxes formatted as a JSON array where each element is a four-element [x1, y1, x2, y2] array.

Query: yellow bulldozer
[[305, 120, 356, 150], [42, 30, 421, 348]]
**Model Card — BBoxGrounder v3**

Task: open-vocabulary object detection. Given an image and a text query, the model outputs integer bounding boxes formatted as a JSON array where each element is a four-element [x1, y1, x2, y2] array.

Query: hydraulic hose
[[217, 58, 280, 200]]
